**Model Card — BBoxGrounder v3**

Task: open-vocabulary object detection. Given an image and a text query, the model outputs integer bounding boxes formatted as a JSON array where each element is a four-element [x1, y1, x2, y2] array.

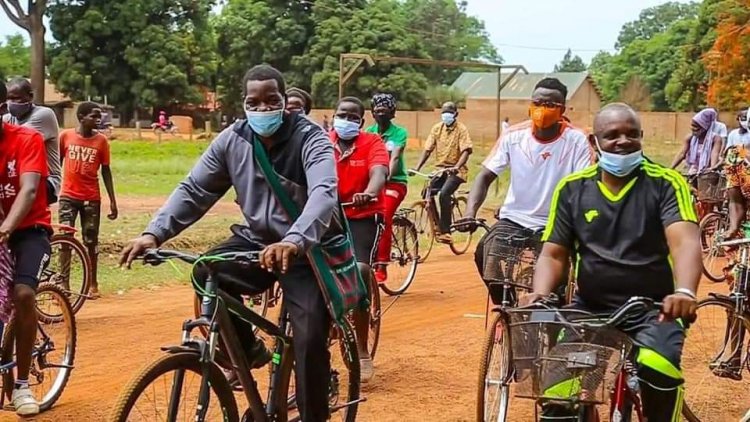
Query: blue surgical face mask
[[441, 112, 456, 125], [245, 105, 285, 137], [333, 117, 360, 140], [595, 137, 643, 177]]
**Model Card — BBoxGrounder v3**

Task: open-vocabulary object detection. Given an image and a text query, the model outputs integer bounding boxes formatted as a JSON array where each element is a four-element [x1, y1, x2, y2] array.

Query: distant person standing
[[671, 108, 722, 175], [3, 78, 61, 204], [726, 107, 750, 151], [322, 114, 330, 131], [413, 101, 473, 243], [501, 117, 510, 132], [58, 102, 118, 298], [713, 114, 729, 152]]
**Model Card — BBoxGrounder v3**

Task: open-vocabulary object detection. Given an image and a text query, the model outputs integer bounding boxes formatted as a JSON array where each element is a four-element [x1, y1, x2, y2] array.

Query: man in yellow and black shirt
[[527, 103, 702, 421]]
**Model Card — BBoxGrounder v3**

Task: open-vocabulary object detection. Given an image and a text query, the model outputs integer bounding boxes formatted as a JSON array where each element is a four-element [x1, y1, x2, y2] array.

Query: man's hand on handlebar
[[453, 217, 479, 233], [120, 234, 159, 269], [660, 293, 697, 322], [518, 292, 549, 307], [260, 241, 299, 275]]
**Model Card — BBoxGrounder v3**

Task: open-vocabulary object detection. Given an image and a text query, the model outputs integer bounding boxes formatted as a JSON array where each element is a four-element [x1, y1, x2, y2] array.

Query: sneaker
[[712, 363, 743, 381], [12, 387, 39, 416], [436, 233, 452, 244], [375, 267, 387, 284], [360, 357, 375, 383]]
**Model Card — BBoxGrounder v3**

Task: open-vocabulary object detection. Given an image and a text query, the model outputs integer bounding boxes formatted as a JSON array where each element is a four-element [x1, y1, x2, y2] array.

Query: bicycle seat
[[53, 224, 77, 234]]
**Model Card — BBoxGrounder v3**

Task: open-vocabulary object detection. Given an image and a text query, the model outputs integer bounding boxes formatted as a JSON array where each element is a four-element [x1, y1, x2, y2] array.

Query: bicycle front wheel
[[699, 214, 728, 283], [449, 196, 473, 255], [379, 217, 419, 296], [2, 283, 77, 411], [476, 312, 511, 422], [412, 201, 434, 263], [47, 235, 92, 314], [110, 352, 239, 422], [681, 298, 750, 421]]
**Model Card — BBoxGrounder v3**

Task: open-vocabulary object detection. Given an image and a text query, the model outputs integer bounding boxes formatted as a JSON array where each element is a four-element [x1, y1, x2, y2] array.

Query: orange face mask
[[529, 104, 563, 130]]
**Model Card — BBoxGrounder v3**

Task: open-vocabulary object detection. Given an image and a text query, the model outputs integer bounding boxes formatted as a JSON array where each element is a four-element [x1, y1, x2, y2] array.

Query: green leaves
[[0, 34, 30, 79], [47, 0, 216, 116], [554, 49, 586, 73]]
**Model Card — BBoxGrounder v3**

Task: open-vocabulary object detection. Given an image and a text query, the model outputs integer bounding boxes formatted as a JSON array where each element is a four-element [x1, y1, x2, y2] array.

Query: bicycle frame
[[181, 274, 293, 422]]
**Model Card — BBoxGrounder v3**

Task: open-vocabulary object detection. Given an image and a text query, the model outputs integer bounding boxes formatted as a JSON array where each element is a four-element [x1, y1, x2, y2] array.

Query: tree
[[0, 34, 30, 78], [704, 0, 750, 110], [616, 1, 699, 49], [554, 49, 586, 73], [213, 0, 314, 114], [665, 0, 724, 110], [0, 0, 47, 102], [619, 75, 652, 111], [47, 0, 217, 120]]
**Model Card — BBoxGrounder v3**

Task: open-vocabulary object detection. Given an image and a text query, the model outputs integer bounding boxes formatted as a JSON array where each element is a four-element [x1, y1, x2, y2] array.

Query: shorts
[[58, 197, 101, 248], [348, 215, 384, 266], [9, 227, 51, 290]]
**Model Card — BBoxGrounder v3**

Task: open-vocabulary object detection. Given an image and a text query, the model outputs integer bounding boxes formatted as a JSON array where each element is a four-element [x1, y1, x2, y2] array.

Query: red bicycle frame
[[608, 367, 643, 421]]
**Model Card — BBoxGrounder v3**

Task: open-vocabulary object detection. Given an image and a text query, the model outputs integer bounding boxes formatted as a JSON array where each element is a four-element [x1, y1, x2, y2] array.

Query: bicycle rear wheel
[[110, 352, 239, 422], [476, 312, 511, 422], [412, 201, 434, 263], [681, 298, 749, 421], [699, 214, 728, 283], [379, 217, 418, 296], [47, 235, 92, 314], [2, 283, 76, 411], [449, 196, 473, 255]]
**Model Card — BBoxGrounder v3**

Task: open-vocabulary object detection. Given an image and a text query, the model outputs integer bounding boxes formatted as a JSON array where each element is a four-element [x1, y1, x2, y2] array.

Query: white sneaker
[[360, 357, 375, 383], [12, 387, 39, 416]]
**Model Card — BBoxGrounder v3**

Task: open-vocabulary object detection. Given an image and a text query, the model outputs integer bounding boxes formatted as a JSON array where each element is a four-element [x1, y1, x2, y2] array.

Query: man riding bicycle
[[413, 101, 472, 244], [0, 83, 53, 416], [329, 95, 388, 382], [525, 103, 702, 421], [121, 65, 338, 422], [455, 77, 591, 304]]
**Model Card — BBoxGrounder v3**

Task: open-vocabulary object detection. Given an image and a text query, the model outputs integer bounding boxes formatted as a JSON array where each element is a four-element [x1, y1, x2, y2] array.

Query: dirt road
[[3, 248, 747, 421]]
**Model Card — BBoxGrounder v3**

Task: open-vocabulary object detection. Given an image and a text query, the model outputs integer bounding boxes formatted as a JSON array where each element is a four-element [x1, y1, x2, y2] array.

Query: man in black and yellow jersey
[[525, 103, 702, 421]]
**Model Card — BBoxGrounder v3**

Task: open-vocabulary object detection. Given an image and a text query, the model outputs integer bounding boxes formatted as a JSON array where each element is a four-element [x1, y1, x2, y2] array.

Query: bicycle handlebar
[[450, 217, 490, 232], [407, 167, 456, 179], [718, 237, 750, 247], [525, 296, 662, 328], [341, 198, 378, 207], [142, 249, 262, 266]]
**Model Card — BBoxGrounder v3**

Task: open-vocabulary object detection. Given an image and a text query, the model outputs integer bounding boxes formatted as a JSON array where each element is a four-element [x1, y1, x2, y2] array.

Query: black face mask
[[7, 102, 33, 119], [374, 114, 391, 126]]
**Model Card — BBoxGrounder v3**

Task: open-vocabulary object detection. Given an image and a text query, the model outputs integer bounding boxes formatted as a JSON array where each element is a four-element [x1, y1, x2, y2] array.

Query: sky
[[0, 0, 692, 73]]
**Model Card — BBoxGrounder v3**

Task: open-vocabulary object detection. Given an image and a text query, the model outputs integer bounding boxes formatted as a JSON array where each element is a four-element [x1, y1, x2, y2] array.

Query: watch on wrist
[[674, 288, 697, 301]]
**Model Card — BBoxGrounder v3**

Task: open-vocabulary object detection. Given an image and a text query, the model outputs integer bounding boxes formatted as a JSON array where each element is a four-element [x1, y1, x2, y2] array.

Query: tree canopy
[[0, 34, 30, 79], [553, 49, 586, 73]]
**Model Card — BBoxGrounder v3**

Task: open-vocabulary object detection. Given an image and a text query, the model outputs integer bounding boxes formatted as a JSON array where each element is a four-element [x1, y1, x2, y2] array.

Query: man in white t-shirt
[[726, 107, 750, 151], [455, 77, 591, 303], [501, 117, 510, 132], [713, 116, 729, 152]]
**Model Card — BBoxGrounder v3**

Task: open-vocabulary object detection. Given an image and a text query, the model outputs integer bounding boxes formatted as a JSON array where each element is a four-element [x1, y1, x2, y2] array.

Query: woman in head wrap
[[671, 108, 722, 176], [364, 93, 409, 284]]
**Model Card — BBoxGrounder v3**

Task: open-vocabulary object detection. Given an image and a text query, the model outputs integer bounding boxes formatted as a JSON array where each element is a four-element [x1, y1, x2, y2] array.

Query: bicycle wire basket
[[483, 226, 541, 291], [695, 172, 727, 203], [507, 308, 633, 406]]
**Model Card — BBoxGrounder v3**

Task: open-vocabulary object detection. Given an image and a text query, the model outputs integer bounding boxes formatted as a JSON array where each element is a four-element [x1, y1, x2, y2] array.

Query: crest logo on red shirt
[[541, 152, 552, 160], [6, 160, 16, 178]]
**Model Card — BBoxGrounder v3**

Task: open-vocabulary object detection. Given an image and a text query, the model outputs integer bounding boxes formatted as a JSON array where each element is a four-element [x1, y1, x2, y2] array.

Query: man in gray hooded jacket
[[120, 64, 339, 422]]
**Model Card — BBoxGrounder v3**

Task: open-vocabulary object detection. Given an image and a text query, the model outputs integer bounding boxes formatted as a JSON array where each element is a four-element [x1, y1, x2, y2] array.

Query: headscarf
[[687, 108, 718, 173], [371, 93, 397, 114]]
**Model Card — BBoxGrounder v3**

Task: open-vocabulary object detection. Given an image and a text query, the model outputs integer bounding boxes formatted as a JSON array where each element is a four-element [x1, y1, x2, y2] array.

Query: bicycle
[[488, 296, 696, 421], [681, 236, 750, 421], [45, 224, 93, 314], [471, 218, 543, 422], [408, 168, 473, 263], [374, 207, 419, 296], [0, 282, 76, 413], [112, 246, 361, 422]]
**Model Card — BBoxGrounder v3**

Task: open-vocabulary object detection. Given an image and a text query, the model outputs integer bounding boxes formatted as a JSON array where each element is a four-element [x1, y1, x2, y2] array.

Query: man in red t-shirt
[[330, 96, 388, 383], [0, 83, 52, 416], [58, 102, 118, 298]]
